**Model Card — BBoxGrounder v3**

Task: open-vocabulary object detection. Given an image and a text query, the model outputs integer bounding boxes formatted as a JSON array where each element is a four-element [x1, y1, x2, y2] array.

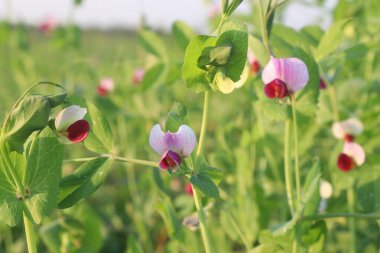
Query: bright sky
[[0, 0, 337, 32]]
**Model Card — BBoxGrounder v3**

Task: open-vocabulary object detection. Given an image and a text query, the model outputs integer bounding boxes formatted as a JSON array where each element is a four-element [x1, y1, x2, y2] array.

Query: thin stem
[[192, 91, 213, 253], [64, 156, 158, 168], [284, 120, 295, 215], [193, 188, 213, 253], [302, 212, 380, 221], [226, 210, 251, 250], [328, 85, 340, 122], [291, 96, 301, 206], [258, 0, 272, 55], [23, 213, 37, 253], [347, 186, 356, 253], [196, 91, 210, 157]]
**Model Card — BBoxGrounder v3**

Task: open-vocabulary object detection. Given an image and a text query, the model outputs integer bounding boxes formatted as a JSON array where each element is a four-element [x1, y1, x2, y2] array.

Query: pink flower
[[39, 16, 57, 34], [208, 3, 221, 19], [247, 50, 260, 74], [97, 78, 114, 96], [262, 56, 309, 99], [55, 105, 90, 144], [132, 68, 145, 85], [337, 142, 365, 172], [319, 78, 327, 90], [185, 183, 193, 196], [332, 118, 363, 142], [149, 124, 196, 170]]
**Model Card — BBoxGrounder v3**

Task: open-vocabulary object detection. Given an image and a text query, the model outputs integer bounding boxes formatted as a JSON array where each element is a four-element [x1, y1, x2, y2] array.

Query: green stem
[[226, 210, 251, 250], [284, 120, 295, 215], [258, 0, 272, 55], [196, 91, 210, 157], [347, 186, 356, 253], [302, 212, 380, 221], [23, 213, 37, 253], [328, 85, 340, 122], [291, 96, 301, 206], [192, 91, 213, 253], [64, 156, 158, 168]]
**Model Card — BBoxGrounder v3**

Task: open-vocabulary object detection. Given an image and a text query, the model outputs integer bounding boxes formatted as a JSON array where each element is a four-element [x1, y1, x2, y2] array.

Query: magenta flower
[[319, 78, 327, 90], [332, 118, 363, 142], [132, 68, 145, 85], [97, 77, 114, 96], [185, 183, 194, 196], [262, 56, 309, 99], [337, 142, 365, 172], [39, 16, 57, 34], [55, 105, 90, 144], [149, 124, 196, 170]]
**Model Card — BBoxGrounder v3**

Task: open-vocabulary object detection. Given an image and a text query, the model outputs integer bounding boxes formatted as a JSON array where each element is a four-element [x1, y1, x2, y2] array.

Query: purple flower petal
[[164, 125, 196, 157], [149, 124, 166, 155], [262, 56, 309, 93], [159, 150, 181, 170]]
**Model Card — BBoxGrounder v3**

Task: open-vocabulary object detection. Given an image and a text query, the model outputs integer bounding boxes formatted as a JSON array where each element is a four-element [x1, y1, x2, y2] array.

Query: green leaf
[[138, 29, 167, 59], [301, 220, 327, 252], [24, 137, 64, 224], [182, 35, 218, 92], [0, 158, 23, 226], [140, 63, 166, 91], [156, 198, 184, 242], [300, 25, 324, 47], [315, 19, 351, 61], [4, 95, 51, 153], [165, 102, 189, 132], [58, 157, 112, 209], [172, 21, 195, 51], [190, 173, 219, 198], [225, 0, 244, 17], [68, 96, 114, 154], [218, 19, 248, 81], [197, 46, 232, 70]]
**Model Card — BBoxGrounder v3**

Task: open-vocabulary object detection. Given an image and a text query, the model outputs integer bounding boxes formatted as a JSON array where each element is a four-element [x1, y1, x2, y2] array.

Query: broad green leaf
[[58, 157, 112, 209], [218, 19, 248, 81], [190, 173, 219, 198], [68, 96, 114, 154], [172, 21, 195, 51], [182, 35, 218, 92], [225, 0, 244, 17], [140, 63, 166, 91], [301, 220, 327, 252], [24, 137, 64, 224], [138, 29, 167, 59], [0, 159, 23, 226], [4, 95, 51, 153], [165, 102, 189, 132], [300, 25, 324, 47], [315, 19, 351, 61], [197, 46, 232, 69]]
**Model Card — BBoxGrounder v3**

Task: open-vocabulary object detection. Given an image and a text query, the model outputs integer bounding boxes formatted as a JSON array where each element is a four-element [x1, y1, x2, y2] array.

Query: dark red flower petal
[[344, 134, 355, 142], [319, 78, 327, 90], [159, 150, 181, 170], [250, 60, 260, 74], [337, 153, 355, 172], [96, 86, 108, 96], [185, 183, 193, 196], [264, 79, 288, 99], [67, 120, 90, 143]]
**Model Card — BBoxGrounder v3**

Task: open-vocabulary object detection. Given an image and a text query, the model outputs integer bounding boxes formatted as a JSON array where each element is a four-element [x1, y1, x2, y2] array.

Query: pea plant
[[0, 0, 379, 252]]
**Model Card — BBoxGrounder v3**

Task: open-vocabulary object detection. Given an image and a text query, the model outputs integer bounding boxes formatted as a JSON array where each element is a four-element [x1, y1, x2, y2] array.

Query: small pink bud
[[319, 78, 327, 90], [97, 78, 114, 96], [185, 183, 193, 196], [247, 50, 260, 74], [39, 16, 57, 34], [132, 68, 145, 85]]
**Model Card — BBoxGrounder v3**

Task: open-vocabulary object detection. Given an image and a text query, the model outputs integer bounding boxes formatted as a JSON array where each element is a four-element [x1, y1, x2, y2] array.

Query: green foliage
[[138, 29, 168, 60], [165, 102, 189, 132], [58, 157, 113, 209], [172, 21, 195, 51]]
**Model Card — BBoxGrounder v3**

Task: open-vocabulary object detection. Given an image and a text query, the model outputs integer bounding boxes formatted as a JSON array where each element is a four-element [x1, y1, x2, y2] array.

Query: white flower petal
[[55, 105, 87, 132], [343, 142, 366, 166]]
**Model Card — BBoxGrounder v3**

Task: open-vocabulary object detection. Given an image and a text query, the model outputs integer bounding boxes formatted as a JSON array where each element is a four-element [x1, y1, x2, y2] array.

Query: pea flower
[[262, 56, 309, 99], [319, 179, 333, 212], [39, 16, 57, 34], [132, 68, 145, 85], [97, 77, 114, 96], [337, 142, 365, 172], [319, 78, 327, 90], [55, 105, 90, 144], [149, 124, 196, 170], [214, 67, 249, 94], [185, 183, 193, 196], [247, 50, 260, 75], [332, 118, 363, 142]]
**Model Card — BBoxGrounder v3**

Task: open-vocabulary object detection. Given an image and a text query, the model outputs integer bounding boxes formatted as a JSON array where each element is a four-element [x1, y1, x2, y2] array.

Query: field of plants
[[0, 0, 379, 252]]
